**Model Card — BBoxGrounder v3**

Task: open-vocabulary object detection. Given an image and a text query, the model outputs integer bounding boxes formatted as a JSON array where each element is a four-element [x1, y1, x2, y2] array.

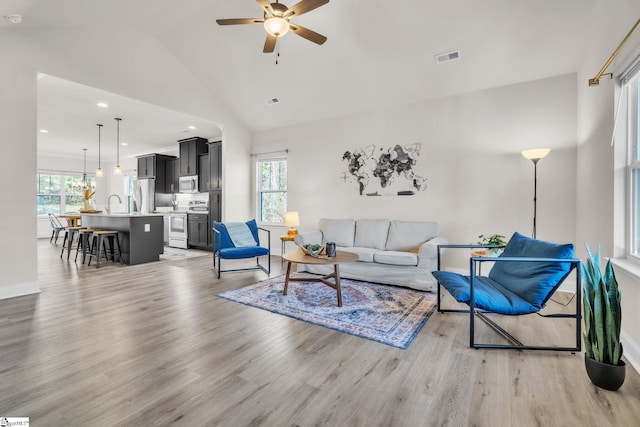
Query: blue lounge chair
[[432, 232, 581, 351], [213, 219, 271, 279]]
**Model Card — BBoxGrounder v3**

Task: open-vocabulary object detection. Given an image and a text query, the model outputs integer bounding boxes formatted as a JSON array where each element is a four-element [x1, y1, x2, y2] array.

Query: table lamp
[[285, 211, 300, 236]]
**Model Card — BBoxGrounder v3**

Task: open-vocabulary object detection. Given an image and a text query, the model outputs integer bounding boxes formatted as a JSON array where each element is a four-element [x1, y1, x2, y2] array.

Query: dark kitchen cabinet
[[179, 137, 208, 176], [209, 190, 221, 223], [209, 141, 222, 190], [198, 153, 210, 192], [137, 156, 155, 179], [165, 158, 179, 193], [136, 154, 176, 193], [188, 213, 211, 249]]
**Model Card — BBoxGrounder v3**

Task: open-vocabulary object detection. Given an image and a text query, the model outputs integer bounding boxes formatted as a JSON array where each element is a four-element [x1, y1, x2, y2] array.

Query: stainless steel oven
[[169, 212, 188, 248]]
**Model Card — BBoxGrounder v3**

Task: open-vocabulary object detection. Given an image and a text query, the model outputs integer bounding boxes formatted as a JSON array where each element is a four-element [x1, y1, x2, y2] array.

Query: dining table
[[59, 214, 81, 228]]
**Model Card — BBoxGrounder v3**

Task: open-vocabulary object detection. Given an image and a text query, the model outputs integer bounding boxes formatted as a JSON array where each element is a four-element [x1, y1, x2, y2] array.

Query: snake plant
[[582, 245, 623, 365]]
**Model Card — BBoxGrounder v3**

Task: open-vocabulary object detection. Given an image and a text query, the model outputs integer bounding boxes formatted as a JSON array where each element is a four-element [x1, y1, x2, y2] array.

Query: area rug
[[217, 274, 436, 349], [160, 247, 210, 261]]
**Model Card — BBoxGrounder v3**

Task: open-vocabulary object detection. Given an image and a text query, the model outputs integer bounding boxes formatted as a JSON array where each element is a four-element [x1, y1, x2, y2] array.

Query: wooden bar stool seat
[[60, 226, 85, 260], [75, 228, 97, 264], [87, 230, 123, 268]]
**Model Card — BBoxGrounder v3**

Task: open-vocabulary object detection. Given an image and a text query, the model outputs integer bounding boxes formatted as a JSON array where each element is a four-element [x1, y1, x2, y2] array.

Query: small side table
[[280, 235, 296, 264]]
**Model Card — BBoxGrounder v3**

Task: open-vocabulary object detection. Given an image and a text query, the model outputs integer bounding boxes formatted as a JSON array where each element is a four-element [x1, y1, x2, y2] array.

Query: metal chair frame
[[48, 213, 67, 244], [436, 244, 582, 352], [213, 226, 271, 279]]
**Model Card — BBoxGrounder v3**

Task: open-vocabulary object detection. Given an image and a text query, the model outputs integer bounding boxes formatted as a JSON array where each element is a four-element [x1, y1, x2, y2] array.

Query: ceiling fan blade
[[256, 0, 275, 17], [289, 23, 327, 45], [284, 0, 329, 18], [216, 18, 264, 25], [263, 34, 277, 53]]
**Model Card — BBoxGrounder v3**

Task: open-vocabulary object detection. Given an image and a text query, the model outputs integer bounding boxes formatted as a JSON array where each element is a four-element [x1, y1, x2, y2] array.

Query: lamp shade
[[264, 17, 290, 37], [521, 148, 550, 161], [284, 211, 300, 227]]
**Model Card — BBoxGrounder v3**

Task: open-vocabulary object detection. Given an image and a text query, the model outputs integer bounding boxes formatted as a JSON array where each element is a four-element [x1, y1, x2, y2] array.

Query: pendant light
[[95, 124, 104, 177], [82, 148, 88, 187], [114, 117, 122, 175]]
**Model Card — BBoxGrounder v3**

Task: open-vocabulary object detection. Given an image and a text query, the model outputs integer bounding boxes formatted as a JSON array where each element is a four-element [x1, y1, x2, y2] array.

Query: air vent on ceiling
[[435, 50, 460, 64], [266, 97, 280, 105]]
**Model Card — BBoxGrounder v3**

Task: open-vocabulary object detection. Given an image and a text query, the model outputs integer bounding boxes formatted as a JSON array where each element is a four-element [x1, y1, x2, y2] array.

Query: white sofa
[[294, 218, 447, 291]]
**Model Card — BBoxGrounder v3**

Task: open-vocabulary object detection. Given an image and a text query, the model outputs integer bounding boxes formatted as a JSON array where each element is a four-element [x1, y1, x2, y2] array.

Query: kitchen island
[[81, 213, 164, 265]]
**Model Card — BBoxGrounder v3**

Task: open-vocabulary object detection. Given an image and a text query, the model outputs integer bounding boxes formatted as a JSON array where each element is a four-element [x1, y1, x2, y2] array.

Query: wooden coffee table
[[282, 250, 359, 307]]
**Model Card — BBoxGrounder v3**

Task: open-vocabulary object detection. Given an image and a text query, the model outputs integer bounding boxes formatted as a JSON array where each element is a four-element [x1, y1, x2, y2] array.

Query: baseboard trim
[[0, 281, 40, 300], [622, 330, 640, 374]]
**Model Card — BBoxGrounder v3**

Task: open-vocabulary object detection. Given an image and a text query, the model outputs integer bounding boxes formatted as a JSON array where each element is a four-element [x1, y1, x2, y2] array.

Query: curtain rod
[[251, 149, 289, 157], [589, 17, 640, 86]]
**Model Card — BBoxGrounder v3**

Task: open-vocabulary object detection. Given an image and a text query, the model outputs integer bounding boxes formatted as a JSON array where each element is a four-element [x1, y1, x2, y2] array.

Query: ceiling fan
[[216, 0, 329, 53]]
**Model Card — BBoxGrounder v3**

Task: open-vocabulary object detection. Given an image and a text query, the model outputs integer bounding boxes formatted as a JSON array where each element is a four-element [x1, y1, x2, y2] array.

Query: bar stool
[[87, 230, 124, 268], [75, 228, 97, 264], [60, 226, 84, 260]]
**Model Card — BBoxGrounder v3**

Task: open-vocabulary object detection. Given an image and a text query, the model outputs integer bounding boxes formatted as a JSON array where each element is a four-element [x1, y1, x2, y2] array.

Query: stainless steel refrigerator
[[132, 178, 155, 214]]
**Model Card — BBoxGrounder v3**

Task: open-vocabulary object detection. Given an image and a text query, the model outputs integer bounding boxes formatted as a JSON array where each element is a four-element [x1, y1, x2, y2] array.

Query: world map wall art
[[341, 143, 428, 196]]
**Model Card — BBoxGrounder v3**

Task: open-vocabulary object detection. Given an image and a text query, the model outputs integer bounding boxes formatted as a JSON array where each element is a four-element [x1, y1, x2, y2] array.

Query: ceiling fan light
[[264, 17, 289, 37]]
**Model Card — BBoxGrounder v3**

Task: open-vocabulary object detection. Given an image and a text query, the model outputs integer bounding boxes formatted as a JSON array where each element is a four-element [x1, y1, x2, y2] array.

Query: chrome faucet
[[106, 194, 122, 214]]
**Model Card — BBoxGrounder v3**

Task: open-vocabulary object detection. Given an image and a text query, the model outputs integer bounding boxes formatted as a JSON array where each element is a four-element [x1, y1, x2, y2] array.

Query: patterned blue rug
[[217, 274, 436, 349]]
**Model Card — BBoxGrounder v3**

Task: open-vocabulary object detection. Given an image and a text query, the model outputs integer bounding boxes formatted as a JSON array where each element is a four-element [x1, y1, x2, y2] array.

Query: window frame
[[36, 171, 95, 216], [256, 155, 288, 226], [624, 60, 640, 262]]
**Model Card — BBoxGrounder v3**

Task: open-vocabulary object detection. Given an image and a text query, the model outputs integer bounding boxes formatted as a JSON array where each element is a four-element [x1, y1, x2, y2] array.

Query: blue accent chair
[[213, 219, 271, 279], [432, 232, 581, 351]]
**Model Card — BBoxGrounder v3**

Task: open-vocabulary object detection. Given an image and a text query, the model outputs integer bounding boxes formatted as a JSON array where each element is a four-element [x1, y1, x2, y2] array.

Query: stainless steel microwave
[[179, 175, 199, 193]]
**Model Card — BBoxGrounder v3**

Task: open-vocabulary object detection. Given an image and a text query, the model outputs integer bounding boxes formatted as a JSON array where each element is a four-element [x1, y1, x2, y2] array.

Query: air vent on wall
[[435, 50, 460, 64], [266, 97, 280, 105]]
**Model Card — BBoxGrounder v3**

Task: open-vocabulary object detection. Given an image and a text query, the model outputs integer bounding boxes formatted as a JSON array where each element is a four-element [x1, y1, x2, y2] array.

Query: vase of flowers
[[83, 187, 96, 211]]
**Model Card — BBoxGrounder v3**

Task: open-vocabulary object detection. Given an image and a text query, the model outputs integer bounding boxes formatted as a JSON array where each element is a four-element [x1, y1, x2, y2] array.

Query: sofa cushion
[[340, 246, 377, 263], [385, 221, 439, 251], [354, 219, 390, 250], [374, 251, 418, 266], [431, 271, 539, 315], [319, 218, 356, 248], [488, 232, 574, 309]]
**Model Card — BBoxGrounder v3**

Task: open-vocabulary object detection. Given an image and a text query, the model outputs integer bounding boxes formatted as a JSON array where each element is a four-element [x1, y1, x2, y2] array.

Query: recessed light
[[39, 129, 49, 133], [121, 142, 128, 146], [97, 102, 108, 108], [188, 125, 197, 130]]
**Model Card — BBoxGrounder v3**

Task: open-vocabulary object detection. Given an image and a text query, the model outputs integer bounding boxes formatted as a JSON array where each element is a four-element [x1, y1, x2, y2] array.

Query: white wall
[[0, 32, 39, 299], [221, 125, 252, 222], [1, 26, 252, 300], [576, 0, 640, 371], [252, 74, 578, 265]]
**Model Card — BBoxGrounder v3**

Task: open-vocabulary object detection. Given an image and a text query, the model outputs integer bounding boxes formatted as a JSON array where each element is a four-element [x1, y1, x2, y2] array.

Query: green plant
[[477, 234, 507, 247], [582, 245, 623, 365]]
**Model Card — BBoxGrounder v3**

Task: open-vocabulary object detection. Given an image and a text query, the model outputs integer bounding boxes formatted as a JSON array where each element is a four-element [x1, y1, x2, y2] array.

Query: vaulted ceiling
[[2, 0, 595, 158]]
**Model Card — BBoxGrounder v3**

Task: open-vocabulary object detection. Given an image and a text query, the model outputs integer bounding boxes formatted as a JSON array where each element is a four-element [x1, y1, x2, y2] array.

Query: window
[[36, 172, 94, 215], [625, 61, 640, 257], [37, 173, 61, 215], [257, 157, 287, 224]]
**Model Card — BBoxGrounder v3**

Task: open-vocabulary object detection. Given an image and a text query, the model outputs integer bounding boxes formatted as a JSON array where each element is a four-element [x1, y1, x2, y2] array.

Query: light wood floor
[[1, 240, 639, 426]]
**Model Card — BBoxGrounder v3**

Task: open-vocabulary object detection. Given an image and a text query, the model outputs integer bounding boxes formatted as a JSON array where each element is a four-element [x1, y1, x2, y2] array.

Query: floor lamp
[[521, 148, 550, 239]]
